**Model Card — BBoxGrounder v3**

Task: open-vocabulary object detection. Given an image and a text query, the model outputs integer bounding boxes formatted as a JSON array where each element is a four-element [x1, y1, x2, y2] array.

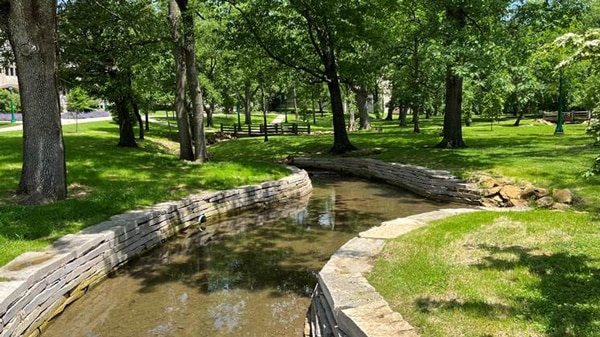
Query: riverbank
[[0, 167, 312, 337]]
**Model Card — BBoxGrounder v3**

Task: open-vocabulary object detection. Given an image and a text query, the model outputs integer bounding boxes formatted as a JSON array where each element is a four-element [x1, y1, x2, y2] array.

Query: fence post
[[307, 124, 311, 134]]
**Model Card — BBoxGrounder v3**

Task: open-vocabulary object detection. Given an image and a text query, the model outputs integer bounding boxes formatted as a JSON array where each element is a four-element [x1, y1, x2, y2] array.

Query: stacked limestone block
[[306, 209, 480, 337], [0, 167, 312, 337], [291, 158, 482, 205]]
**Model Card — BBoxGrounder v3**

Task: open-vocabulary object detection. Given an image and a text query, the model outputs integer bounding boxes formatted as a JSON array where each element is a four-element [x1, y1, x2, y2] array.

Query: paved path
[[0, 117, 112, 133], [271, 114, 286, 124]]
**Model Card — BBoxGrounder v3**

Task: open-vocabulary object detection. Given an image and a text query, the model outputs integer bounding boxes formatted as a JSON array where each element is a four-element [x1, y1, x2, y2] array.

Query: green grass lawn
[[368, 210, 600, 337]]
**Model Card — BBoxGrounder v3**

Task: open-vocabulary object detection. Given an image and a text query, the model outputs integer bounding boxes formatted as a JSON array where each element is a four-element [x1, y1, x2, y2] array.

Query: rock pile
[[476, 174, 574, 210]]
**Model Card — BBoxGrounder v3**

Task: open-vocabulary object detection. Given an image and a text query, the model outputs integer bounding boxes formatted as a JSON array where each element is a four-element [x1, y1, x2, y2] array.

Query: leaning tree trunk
[[436, 67, 466, 148], [133, 101, 144, 140], [2, 0, 67, 205], [179, 0, 207, 163], [168, 0, 194, 160], [325, 64, 357, 154]]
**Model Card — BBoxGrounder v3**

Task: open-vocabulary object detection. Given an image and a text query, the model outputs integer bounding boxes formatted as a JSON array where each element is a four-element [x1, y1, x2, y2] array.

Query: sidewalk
[[271, 114, 286, 124], [0, 117, 112, 133]]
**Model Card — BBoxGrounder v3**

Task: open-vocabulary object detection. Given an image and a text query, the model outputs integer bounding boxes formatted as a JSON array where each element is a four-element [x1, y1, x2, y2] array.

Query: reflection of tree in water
[[317, 189, 336, 229]]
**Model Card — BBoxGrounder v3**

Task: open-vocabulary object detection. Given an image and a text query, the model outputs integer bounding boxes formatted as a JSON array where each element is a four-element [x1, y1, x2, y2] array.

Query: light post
[[7, 86, 16, 123], [554, 71, 564, 135]]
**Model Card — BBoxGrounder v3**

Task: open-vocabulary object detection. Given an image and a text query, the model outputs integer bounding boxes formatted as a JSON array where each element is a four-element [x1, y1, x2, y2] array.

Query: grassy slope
[[369, 210, 600, 337], [0, 121, 289, 266]]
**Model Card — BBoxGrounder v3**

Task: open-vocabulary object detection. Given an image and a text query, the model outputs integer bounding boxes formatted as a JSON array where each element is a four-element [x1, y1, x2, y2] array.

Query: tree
[[419, 1, 511, 148], [59, 0, 166, 147], [0, 0, 67, 205], [226, 0, 395, 154], [66, 87, 98, 112], [167, 0, 208, 162]]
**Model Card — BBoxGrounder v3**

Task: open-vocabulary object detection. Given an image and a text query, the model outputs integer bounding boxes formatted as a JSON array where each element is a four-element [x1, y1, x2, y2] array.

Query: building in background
[[0, 63, 18, 89]]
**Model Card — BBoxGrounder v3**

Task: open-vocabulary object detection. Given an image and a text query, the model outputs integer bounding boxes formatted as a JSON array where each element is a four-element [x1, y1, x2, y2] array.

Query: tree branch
[[225, 0, 327, 82]]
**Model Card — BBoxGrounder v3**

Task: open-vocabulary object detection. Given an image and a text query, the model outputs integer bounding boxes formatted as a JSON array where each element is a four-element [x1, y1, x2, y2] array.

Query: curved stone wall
[[306, 208, 480, 337], [0, 167, 312, 337], [291, 157, 482, 205]]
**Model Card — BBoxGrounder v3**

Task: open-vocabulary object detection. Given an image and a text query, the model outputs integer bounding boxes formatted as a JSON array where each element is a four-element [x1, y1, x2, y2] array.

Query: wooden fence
[[542, 111, 592, 124], [219, 123, 311, 137]]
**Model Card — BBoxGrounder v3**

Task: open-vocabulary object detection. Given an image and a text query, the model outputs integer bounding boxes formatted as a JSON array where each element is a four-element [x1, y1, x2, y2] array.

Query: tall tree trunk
[[325, 65, 356, 154], [354, 85, 371, 130], [244, 84, 253, 125], [293, 82, 298, 121], [2, 0, 67, 205], [413, 106, 421, 133], [318, 98, 325, 117], [179, 0, 207, 163], [207, 101, 215, 127], [436, 67, 465, 148], [437, 6, 467, 148], [261, 86, 268, 142], [115, 96, 138, 147], [133, 100, 144, 140], [385, 95, 395, 121], [168, 0, 193, 160], [399, 106, 408, 127]]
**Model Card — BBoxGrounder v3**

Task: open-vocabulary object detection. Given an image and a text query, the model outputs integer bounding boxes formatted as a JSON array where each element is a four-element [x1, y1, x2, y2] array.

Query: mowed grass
[[368, 210, 600, 337], [0, 120, 289, 266]]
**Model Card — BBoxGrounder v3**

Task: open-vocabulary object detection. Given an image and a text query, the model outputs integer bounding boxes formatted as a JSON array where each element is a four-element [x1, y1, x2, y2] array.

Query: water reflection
[[42, 174, 460, 337]]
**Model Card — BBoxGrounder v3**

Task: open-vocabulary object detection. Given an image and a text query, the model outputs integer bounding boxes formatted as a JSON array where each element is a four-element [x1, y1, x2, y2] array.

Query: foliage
[[65, 87, 98, 112], [0, 89, 20, 113]]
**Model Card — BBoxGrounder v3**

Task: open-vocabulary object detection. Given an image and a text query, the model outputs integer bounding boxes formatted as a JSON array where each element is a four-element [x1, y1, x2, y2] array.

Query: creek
[[42, 173, 459, 337]]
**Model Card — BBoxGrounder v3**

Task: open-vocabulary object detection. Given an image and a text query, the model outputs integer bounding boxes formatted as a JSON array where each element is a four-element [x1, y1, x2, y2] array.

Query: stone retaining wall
[[291, 157, 482, 205], [306, 208, 509, 337], [0, 167, 312, 337]]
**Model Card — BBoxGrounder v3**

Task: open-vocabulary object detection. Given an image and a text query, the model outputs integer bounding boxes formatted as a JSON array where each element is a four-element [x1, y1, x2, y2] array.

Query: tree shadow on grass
[[416, 244, 600, 337]]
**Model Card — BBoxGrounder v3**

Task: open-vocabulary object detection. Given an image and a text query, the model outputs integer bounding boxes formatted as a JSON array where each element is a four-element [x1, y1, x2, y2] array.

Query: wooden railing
[[219, 123, 311, 137]]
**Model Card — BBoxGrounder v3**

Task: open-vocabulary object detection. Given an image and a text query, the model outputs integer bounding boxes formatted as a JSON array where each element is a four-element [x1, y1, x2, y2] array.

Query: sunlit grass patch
[[369, 210, 600, 337]]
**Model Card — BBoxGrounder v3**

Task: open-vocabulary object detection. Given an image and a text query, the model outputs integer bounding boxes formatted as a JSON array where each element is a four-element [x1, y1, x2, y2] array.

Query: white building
[[0, 63, 18, 89]]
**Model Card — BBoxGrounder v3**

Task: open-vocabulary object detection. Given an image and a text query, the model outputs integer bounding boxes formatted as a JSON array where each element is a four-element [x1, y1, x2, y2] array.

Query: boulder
[[479, 176, 500, 189], [520, 184, 536, 199], [484, 186, 502, 197], [553, 189, 573, 204], [534, 188, 549, 198], [536, 196, 554, 208], [500, 185, 522, 200], [508, 198, 529, 207], [551, 203, 571, 211], [481, 198, 499, 208]]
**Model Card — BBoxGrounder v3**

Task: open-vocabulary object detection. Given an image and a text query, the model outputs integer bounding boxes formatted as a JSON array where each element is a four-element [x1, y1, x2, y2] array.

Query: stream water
[[42, 173, 460, 337]]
